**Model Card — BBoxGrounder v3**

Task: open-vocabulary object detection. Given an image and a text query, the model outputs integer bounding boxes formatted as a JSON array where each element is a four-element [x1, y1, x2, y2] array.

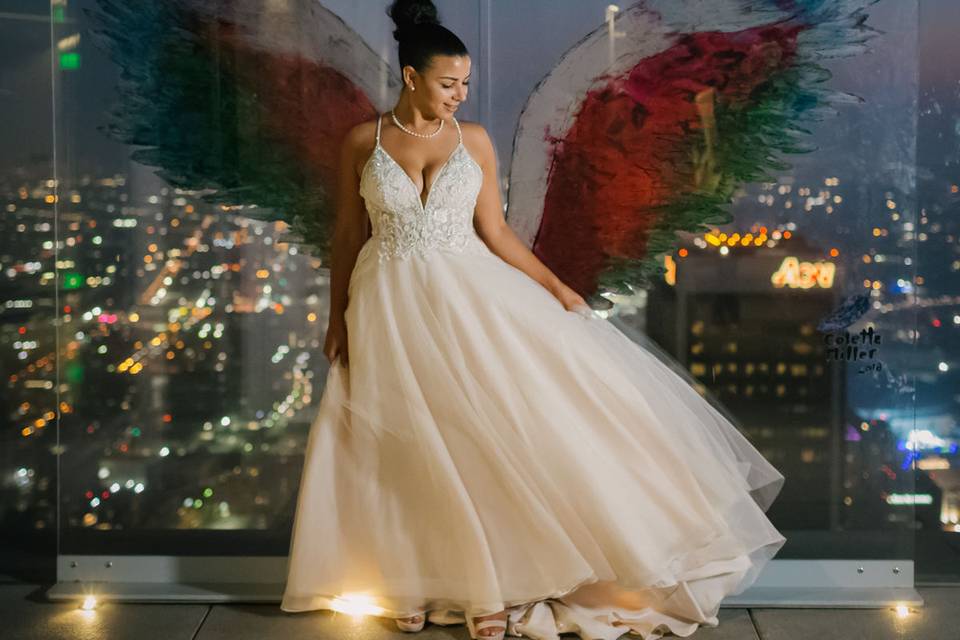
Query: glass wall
[[1, 0, 60, 582], [914, 0, 960, 583], [2, 0, 957, 588], [487, 0, 924, 575]]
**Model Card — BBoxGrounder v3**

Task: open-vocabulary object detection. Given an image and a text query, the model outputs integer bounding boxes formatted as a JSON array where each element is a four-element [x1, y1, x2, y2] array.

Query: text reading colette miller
[[824, 327, 881, 362]]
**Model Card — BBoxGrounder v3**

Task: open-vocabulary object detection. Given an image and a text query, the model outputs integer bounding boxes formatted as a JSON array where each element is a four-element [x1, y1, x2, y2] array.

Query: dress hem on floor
[[280, 531, 785, 640]]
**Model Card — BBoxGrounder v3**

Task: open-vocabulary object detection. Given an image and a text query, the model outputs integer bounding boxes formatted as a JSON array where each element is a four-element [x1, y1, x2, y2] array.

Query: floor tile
[[2, 583, 210, 640], [751, 586, 952, 640]]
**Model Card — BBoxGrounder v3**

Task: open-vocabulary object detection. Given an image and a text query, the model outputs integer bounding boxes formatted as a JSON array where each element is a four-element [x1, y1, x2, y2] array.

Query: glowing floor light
[[892, 603, 914, 619], [329, 593, 384, 618]]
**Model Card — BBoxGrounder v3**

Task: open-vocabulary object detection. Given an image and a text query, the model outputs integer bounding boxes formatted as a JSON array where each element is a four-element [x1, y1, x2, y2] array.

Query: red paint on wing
[[532, 22, 803, 298], [212, 21, 376, 185]]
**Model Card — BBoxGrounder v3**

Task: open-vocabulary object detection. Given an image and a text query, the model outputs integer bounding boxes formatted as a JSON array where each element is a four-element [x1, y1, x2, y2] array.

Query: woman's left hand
[[552, 282, 588, 311]]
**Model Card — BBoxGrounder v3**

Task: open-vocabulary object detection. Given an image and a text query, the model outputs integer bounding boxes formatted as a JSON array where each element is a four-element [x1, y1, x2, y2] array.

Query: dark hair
[[386, 0, 468, 75]]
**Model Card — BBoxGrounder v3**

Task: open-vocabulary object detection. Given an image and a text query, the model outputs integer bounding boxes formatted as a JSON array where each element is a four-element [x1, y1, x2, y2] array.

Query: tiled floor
[[3, 582, 957, 639]]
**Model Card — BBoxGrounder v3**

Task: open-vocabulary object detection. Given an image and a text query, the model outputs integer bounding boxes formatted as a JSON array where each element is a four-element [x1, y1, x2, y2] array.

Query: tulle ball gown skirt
[[280, 239, 787, 640]]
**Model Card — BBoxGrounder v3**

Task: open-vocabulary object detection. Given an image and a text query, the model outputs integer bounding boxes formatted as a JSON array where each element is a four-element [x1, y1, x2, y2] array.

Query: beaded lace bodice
[[358, 114, 492, 264]]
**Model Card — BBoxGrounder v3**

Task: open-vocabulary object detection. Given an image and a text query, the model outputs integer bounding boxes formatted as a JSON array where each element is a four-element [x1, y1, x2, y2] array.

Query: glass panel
[[489, 0, 919, 569], [46, 0, 406, 556], [1, 1, 58, 581], [915, 0, 960, 583]]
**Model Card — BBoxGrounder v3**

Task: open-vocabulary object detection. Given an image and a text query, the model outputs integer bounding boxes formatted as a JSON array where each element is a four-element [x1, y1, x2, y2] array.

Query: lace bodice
[[358, 113, 492, 264]]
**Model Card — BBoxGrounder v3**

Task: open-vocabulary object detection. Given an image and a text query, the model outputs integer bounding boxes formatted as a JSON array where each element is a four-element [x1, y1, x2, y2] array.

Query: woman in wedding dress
[[280, 1, 787, 638]]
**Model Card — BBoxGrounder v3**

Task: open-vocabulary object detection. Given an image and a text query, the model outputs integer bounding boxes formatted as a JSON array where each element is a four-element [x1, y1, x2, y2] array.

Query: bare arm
[[470, 124, 585, 308], [327, 125, 370, 323]]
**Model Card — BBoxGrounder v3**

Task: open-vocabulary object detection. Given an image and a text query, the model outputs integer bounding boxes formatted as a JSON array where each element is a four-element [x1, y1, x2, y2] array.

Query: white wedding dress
[[280, 113, 787, 639]]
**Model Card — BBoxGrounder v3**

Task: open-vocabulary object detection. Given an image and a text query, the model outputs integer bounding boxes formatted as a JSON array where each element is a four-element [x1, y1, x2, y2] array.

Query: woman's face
[[406, 54, 470, 117]]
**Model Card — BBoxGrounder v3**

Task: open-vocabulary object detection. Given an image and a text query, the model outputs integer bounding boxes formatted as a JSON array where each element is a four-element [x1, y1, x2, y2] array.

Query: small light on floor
[[329, 593, 383, 618], [80, 595, 98, 611], [893, 603, 911, 618]]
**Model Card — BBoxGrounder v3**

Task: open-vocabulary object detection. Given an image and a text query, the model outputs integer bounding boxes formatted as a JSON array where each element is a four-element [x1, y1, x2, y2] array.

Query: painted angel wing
[[84, 0, 400, 264], [505, 0, 881, 304]]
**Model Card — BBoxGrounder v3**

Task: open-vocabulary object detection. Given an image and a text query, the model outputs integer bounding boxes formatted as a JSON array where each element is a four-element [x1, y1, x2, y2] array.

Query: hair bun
[[387, 0, 440, 42]]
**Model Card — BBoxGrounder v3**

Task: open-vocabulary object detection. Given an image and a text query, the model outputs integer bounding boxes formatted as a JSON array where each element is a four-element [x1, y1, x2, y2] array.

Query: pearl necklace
[[391, 110, 444, 138]]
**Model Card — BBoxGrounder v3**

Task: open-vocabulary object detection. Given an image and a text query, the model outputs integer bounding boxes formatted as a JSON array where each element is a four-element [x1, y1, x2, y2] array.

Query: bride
[[280, 1, 786, 638]]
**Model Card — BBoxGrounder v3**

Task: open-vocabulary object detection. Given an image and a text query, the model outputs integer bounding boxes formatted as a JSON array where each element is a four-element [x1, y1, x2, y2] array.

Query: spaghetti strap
[[374, 113, 382, 147]]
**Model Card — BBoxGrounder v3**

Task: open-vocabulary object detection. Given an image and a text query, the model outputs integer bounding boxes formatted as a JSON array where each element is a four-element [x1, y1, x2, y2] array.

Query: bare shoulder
[[345, 117, 380, 149], [458, 120, 495, 163], [458, 119, 491, 144], [344, 116, 380, 176]]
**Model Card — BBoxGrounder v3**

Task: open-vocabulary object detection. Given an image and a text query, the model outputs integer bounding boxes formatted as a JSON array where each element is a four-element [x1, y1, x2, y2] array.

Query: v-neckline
[[377, 139, 463, 213]]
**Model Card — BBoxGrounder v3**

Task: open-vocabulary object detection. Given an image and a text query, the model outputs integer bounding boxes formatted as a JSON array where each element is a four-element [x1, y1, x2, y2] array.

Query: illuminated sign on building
[[771, 256, 835, 289], [662, 255, 676, 286], [886, 493, 934, 506]]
